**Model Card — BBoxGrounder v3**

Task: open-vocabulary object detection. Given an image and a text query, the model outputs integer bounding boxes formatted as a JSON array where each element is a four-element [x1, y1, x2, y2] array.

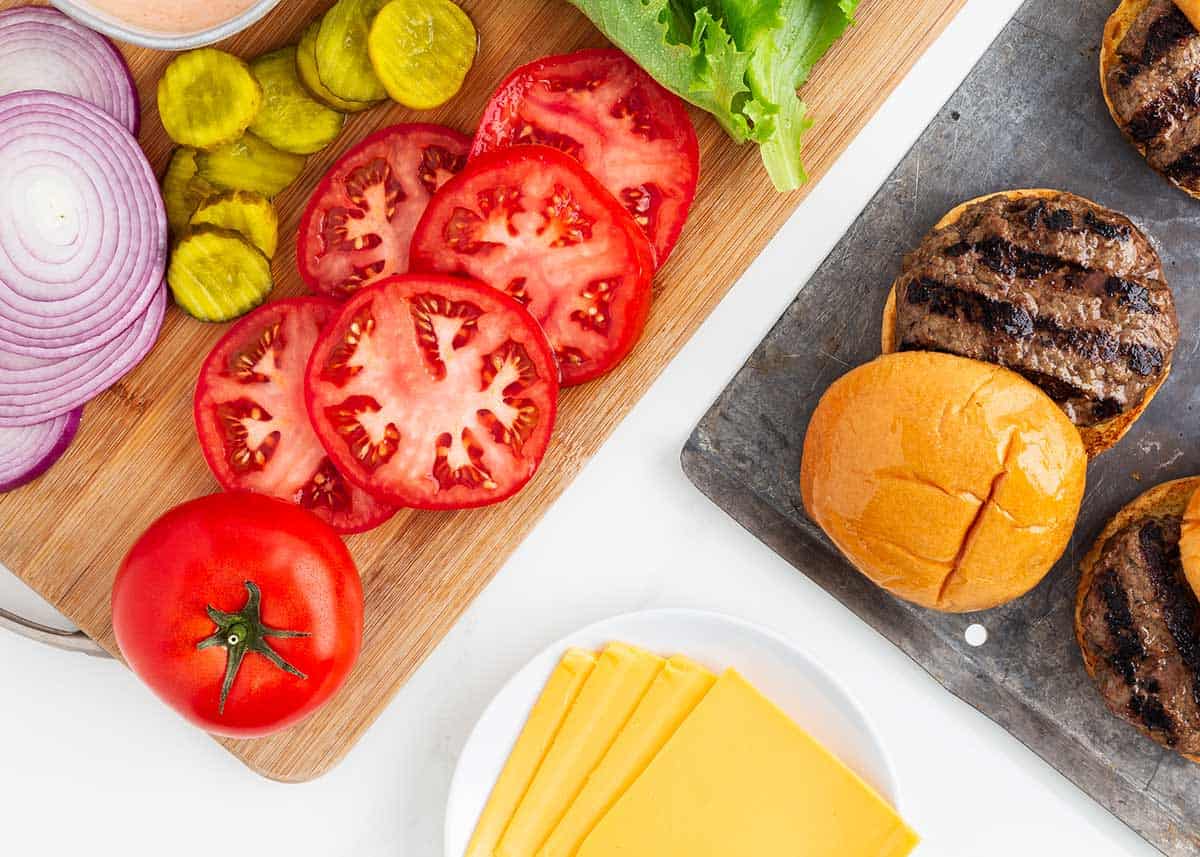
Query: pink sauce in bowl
[[52, 0, 280, 47]]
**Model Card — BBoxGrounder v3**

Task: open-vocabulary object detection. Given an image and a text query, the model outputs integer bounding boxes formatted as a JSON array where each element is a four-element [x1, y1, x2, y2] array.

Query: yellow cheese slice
[[496, 642, 664, 857], [537, 654, 716, 857], [577, 669, 919, 857], [465, 648, 597, 857]]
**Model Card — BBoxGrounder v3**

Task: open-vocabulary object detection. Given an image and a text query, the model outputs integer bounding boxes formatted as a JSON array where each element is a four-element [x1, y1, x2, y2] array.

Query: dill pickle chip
[[162, 148, 220, 236], [249, 47, 346, 155], [157, 49, 263, 149], [297, 18, 378, 113], [194, 132, 307, 197], [316, 0, 390, 103], [368, 0, 476, 109], [190, 190, 279, 258], [168, 226, 273, 322]]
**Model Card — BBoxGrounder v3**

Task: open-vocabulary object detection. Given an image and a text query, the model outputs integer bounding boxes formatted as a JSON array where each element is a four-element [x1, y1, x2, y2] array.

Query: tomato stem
[[196, 580, 311, 715]]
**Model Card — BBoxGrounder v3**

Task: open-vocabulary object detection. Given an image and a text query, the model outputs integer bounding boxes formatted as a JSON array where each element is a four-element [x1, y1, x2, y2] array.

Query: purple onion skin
[[0, 407, 82, 493]]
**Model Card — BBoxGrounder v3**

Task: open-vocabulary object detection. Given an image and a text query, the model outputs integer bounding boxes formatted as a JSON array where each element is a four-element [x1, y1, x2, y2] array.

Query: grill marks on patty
[[1107, 0, 1200, 191], [894, 193, 1176, 428], [1080, 516, 1200, 755]]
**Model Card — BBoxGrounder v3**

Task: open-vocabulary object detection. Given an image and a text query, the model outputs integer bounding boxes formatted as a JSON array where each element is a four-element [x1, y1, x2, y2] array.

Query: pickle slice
[[157, 49, 263, 150], [168, 226, 273, 322], [162, 148, 220, 236], [368, 0, 476, 109], [316, 0, 390, 103], [297, 19, 378, 113], [249, 47, 346, 155], [190, 190, 279, 258], [194, 132, 307, 198]]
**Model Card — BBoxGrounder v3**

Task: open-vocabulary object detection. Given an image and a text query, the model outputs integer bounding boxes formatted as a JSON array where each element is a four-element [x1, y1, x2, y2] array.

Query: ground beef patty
[[1078, 514, 1200, 757], [893, 192, 1177, 427], [1105, 0, 1200, 194]]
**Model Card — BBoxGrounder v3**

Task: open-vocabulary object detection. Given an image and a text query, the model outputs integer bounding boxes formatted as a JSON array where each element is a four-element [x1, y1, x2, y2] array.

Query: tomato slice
[[194, 297, 397, 533], [409, 145, 656, 386], [297, 123, 470, 299], [470, 48, 699, 267], [305, 274, 559, 510]]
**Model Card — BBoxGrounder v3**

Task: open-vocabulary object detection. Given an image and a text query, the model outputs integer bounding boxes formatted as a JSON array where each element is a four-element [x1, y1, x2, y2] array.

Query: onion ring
[[0, 405, 81, 492]]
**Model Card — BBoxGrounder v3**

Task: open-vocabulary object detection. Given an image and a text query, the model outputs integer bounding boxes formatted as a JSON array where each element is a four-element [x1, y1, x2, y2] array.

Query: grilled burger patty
[[1106, 0, 1200, 193], [893, 192, 1177, 427], [1078, 513, 1200, 757]]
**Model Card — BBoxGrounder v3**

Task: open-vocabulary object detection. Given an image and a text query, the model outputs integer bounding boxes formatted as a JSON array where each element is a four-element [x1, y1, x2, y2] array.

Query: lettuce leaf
[[566, 0, 859, 191]]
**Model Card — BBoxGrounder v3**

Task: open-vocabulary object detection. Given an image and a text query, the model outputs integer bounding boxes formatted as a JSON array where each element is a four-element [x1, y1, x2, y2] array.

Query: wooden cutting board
[[0, 0, 965, 781]]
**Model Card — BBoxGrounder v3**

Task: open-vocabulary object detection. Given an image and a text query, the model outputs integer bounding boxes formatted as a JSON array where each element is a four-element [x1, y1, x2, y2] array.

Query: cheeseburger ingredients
[[189, 190, 279, 258], [195, 297, 396, 533], [249, 47, 346, 155], [1102, 0, 1200, 197], [410, 145, 656, 385], [298, 123, 469, 298], [168, 227, 273, 322], [316, 0, 390, 104], [195, 132, 307, 197], [0, 408, 81, 493], [368, 0, 477, 110], [885, 190, 1176, 456], [565, 0, 858, 192], [157, 48, 262, 150], [471, 49, 698, 266], [801, 351, 1087, 613], [1077, 478, 1200, 761], [305, 274, 559, 509], [0, 6, 139, 135], [112, 493, 362, 739]]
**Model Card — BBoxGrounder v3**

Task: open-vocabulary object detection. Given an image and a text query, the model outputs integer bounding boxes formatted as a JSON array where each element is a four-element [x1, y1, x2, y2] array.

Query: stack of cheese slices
[[466, 642, 919, 857]]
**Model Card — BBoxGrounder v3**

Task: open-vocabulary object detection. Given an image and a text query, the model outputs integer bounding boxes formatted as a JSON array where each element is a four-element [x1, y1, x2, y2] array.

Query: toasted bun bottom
[[880, 188, 1169, 458], [1075, 476, 1200, 764], [1100, 0, 1200, 200], [1178, 481, 1200, 598], [801, 351, 1087, 613]]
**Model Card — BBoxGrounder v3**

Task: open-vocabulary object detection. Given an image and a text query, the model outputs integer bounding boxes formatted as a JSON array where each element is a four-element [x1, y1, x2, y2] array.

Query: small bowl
[[50, 0, 283, 51]]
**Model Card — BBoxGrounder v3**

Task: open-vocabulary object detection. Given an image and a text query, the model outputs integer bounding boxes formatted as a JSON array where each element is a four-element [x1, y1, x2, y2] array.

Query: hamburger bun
[[1178, 480, 1200, 596], [801, 351, 1087, 613], [881, 189, 1173, 459]]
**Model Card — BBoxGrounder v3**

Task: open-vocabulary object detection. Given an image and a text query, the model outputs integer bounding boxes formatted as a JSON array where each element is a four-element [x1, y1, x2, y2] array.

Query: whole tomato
[[111, 492, 363, 738]]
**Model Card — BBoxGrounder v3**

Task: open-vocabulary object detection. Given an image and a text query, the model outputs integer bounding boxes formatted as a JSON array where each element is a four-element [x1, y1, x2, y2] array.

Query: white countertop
[[0, 2, 1158, 854]]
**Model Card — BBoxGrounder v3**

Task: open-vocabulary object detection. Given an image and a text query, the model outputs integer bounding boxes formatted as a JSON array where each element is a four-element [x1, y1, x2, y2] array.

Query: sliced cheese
[[496, 642, 664, 857], [537, 654, 716, 857], [577, 669, 920, 857], [465, 648, 597, 857]]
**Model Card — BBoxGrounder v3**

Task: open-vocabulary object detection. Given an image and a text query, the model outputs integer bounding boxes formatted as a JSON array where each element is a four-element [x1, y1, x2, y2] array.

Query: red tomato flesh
[[470, 48, 699, 266], [111, 492, 363, 739], [194, 296, 396, 534], [409, 145, 655, 386], [305, 274, 559, 510], [298, 123, 470, 299]]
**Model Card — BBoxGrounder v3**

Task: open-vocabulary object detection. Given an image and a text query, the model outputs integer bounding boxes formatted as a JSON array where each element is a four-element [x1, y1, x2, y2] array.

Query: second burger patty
[[1079, 514, 1200, 757], [894, 192, 1177, 427]]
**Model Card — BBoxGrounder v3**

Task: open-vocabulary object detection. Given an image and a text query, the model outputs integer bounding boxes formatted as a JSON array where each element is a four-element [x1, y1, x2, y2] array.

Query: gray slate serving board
[[682, 1, 1200, 854]]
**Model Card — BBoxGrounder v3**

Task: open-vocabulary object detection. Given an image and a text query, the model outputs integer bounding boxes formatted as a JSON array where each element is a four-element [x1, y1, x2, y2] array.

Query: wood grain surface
[[0, 0, 965, 782]]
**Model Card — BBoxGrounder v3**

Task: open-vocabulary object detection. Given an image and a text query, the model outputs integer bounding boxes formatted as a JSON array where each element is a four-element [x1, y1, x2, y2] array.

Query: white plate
[[443, 608, 901, 857]]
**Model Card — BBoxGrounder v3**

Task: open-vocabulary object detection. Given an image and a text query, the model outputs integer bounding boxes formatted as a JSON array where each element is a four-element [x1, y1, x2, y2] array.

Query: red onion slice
[[0, 91, 166, 359], [0, 405, 81, 492], [0, 7, 139, 135], [0, 285, 165, 427]]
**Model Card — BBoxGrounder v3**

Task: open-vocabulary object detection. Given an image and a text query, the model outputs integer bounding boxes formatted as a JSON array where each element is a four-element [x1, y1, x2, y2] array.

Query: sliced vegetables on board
[[297, 123, 469, 299], [0, 91, 166, 361], [297, 17, 378, 113], [316, 0, 391, 103], [195, 132, 307, 197], [410, 145, 656, 386], [157, 48, 262, 150], [472, 48, 698, 266], [0, 6, 139, 135], [565, 0, 859, 191], [0, 407, 81, 493], [249, 47, 345, 155], [194, 297, 396, 533], [190, 191, 279, 258], [367, 0, 477, 110], [162, 148, 219, 236], [168, 226, 274, 322], [305, 274, 559, 509]]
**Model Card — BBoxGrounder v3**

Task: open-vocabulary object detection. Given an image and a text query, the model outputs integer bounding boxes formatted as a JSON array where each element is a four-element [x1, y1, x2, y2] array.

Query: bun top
[[801, 351, 1087, 612]]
